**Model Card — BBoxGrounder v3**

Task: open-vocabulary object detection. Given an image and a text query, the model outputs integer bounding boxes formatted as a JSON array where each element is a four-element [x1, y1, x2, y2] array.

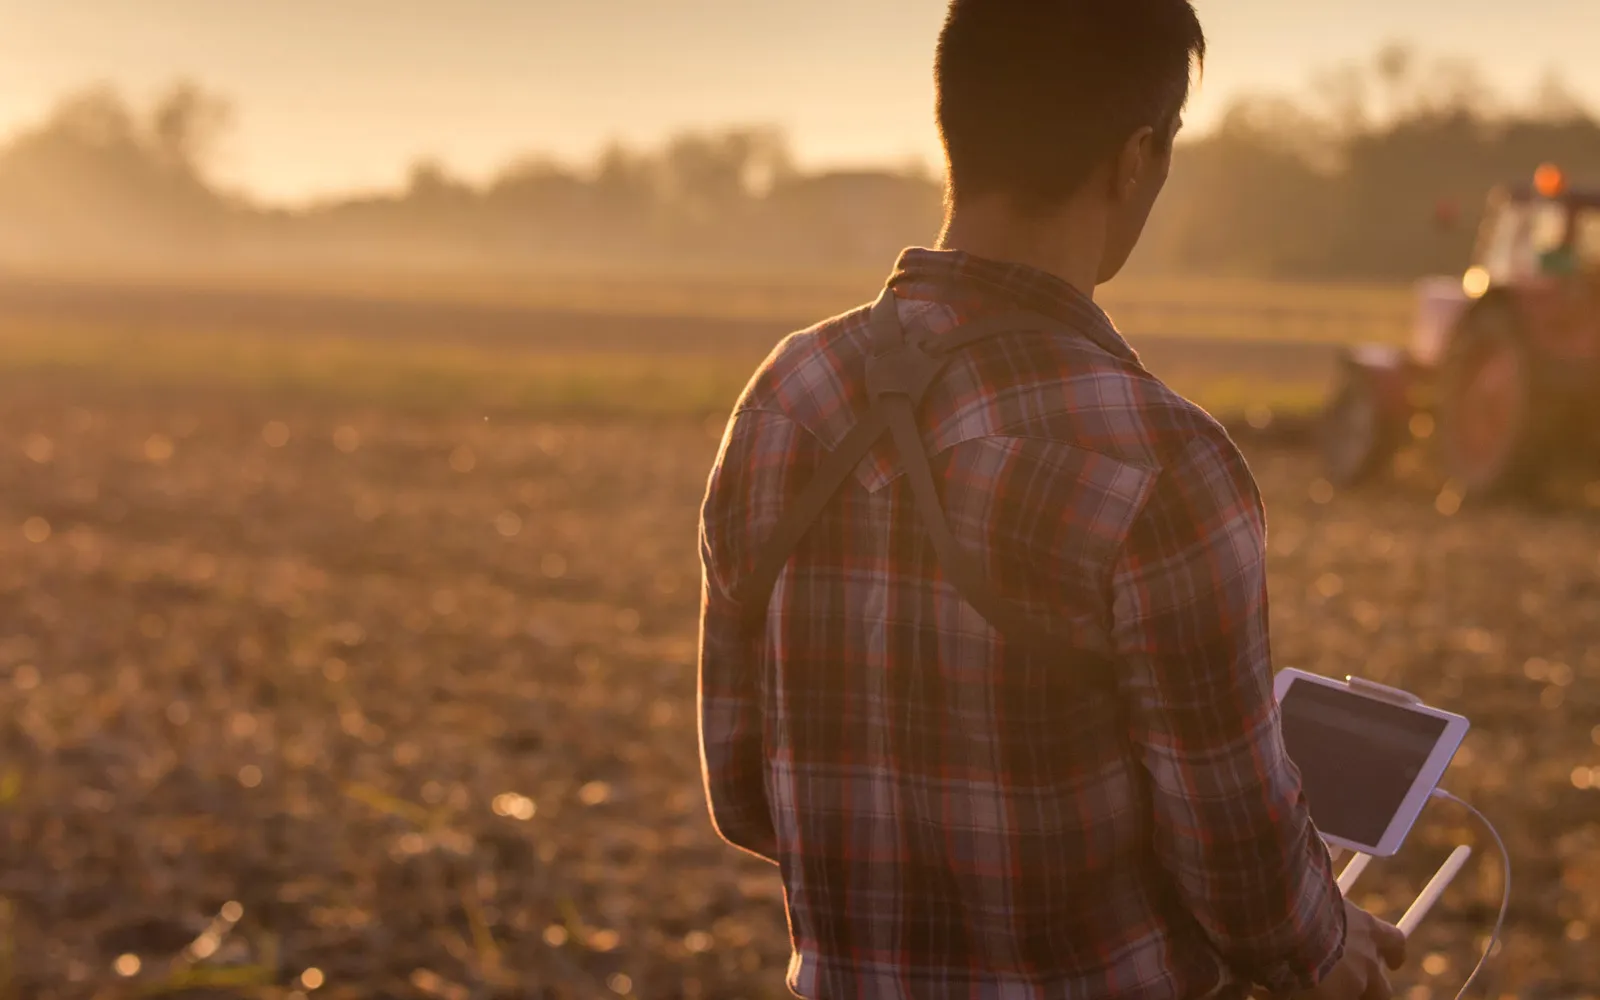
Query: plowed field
[[0, 281, 1594, 999]]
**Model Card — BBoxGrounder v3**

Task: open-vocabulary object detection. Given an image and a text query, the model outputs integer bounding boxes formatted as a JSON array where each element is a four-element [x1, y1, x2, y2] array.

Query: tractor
[[1320, 166, 1600, 497]]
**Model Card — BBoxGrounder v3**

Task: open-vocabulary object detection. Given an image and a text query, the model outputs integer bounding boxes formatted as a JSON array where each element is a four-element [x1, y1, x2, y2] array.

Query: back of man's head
[[936, 0, 1205, 210]]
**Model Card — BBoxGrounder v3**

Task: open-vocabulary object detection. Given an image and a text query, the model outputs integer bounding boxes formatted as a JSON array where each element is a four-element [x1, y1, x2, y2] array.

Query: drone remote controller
[[1274, 670, 1508, 999]]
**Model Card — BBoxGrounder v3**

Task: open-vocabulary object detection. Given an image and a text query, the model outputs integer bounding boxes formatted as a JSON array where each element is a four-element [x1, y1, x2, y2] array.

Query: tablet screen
[[1278, 680, 1449, 847]]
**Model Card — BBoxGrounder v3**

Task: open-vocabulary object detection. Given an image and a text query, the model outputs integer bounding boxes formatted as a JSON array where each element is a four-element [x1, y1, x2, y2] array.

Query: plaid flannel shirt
[[697, 249, 1346, 1000]]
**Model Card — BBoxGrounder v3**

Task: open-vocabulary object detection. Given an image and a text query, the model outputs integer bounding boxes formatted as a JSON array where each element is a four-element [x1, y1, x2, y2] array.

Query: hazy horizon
[[5, 0, 1599, 205]]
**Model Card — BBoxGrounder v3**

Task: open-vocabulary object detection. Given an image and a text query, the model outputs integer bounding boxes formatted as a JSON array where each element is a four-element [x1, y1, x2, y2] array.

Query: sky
[[3, 0, 1598, 205]]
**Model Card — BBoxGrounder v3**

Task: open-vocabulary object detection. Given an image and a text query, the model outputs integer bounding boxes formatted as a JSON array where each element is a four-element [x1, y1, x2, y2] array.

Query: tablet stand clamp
[[1335, 838, 1473, 937], [1343, 675, 1425, 706], [1331, 679, 1464, 931], [1327, 677, 1509, 1000]]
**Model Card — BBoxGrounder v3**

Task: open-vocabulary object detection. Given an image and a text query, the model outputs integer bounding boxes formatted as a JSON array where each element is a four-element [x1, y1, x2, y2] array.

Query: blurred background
[[1, 2, 1598, 998]]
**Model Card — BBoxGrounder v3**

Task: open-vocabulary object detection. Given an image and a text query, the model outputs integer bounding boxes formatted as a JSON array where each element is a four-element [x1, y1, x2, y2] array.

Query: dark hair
[[935, 0, 1205, 208]]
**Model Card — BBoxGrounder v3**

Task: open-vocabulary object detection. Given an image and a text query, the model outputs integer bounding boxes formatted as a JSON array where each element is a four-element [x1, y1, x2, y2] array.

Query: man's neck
[[935, 195, 1105, 299]]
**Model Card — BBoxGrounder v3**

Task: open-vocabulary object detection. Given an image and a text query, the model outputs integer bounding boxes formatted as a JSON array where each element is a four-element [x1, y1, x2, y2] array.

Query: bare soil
[[0, 370, 1597, 999]]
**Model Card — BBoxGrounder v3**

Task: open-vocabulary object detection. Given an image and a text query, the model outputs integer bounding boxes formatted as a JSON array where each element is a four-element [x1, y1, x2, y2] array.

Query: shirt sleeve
[[1109, 431, 1346, 994], [696, 415, 778, 864]]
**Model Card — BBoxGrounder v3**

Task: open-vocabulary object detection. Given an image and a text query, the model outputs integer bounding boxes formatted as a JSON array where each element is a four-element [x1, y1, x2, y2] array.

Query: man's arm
[[696, 419, 778, 863], [1110, 432, 1345, 994]]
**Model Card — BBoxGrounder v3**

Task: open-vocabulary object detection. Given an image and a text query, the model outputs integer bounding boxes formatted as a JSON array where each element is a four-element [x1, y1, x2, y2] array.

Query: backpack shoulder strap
[[733, 287, 1081, 658], [733, 403, 887, 633], [864, 294, 1066, 651]]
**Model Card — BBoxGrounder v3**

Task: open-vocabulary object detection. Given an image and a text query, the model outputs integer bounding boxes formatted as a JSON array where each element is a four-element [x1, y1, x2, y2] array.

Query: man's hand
[[1290, 900, 1407, 1000]]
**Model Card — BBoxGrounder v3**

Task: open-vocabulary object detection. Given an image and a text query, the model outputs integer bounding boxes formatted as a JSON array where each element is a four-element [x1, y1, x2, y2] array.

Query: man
[[697, 2, 1407, 997]]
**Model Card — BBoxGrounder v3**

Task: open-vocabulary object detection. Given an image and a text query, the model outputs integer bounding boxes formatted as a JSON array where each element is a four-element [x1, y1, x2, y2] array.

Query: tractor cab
[[1322, 165, 1600, 495], [1464, 168, 1600, 290], [1413, 169, 1600, 365]]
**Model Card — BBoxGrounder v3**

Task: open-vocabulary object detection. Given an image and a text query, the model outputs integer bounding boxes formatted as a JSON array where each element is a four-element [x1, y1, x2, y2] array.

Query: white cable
[[1429, 787, 1511, 1000]]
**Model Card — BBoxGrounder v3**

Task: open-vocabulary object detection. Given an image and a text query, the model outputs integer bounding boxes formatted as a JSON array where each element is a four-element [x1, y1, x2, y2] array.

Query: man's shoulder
[[728, 301, 876, 448], [721, 298, 1247, 482], [948, 320, 1243, 475], [1040, 355, 1263, 520]]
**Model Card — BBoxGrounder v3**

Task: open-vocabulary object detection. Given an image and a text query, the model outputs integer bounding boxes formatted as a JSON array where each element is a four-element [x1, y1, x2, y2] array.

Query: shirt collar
[[887, 247, 1140, 367]]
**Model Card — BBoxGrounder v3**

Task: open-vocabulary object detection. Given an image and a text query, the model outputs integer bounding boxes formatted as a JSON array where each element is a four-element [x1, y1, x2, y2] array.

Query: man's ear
[[1110, 125, 1155, 204]]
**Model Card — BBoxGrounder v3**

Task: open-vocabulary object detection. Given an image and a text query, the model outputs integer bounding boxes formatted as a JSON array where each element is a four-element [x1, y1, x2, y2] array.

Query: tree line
[[3, 46, 1599, 282]]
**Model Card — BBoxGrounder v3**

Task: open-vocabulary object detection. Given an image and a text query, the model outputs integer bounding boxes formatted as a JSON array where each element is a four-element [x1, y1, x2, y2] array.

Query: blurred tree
[[405, 158, 472, 205], [1308, 62, 1372, 142], [767, 169, 942, 267], [484, 157, 590, 255], [1413, 57, 1496, 120], [1131, 45, 1600, 280], [1137, 97, 1335, 278], [588, 141, 659, 259], [0, 83, 235, 266], [150, 80, 232, 177], [1373, 42, 1417, 121], [655, 127, 793, 259], [5, 48, 1600, 281], [1531, 71, 1591, 124], [660, 128, 791, 209], [44, 85, 141, 150]]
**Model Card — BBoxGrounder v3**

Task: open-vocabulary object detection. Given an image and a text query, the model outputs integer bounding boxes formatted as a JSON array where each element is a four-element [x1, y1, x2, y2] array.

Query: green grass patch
[[1171, 376, 1329, 419], [11, 264, 1414, 343], [0, 320, 758, 418], [0, 318, 1328, 422]]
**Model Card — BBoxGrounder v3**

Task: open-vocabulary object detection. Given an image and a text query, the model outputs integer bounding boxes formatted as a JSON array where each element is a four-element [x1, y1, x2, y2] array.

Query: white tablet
[[1274, 668, 1469, 858]]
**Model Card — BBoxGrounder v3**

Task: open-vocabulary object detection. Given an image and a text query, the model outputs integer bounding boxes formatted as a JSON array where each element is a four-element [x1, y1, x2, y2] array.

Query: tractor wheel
[[1320, 362, 1400, 488], [1434, 304, 1547, 498]]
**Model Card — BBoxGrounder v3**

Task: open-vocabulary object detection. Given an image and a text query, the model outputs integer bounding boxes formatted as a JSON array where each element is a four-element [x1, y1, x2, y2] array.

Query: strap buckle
[[864, 341, 942, 402]]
